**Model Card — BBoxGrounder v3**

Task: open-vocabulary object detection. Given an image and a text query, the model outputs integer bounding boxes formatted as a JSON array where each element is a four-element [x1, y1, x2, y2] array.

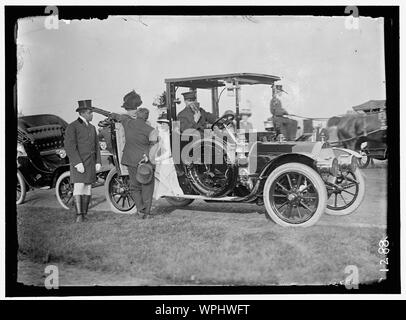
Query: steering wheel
[[211, 114, 235, 130]]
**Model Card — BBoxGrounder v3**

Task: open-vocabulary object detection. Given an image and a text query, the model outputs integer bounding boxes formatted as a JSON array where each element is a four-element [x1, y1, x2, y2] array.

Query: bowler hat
[[181, 91, 196, 101], [121, 90, 143, 110], [76, 100, 94, 112], [136, 161, 154, 184]]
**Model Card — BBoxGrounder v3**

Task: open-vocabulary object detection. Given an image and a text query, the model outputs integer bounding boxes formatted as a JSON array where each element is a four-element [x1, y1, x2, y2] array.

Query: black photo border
[[4, 5, 400, 297]]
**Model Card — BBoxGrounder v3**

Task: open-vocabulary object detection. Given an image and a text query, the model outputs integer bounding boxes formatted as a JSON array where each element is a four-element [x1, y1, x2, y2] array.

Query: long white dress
[[153, 128, 184, 200]]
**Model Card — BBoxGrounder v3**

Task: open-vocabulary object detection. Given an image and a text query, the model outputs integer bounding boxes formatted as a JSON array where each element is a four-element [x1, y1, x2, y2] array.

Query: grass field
[[16, 204, 386, 286]]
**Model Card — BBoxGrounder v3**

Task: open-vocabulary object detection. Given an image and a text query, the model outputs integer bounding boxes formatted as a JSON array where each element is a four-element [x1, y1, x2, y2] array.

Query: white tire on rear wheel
[[263, 162, 327, 227], [17, 170, 26, 205], [105, 167, 138, 214], [325, 168, 365, 216], [55, 171, 73, 210]]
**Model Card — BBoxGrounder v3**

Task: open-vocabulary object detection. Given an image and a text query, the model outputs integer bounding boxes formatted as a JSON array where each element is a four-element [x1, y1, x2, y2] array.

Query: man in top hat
[[110, 90, 158, 218], [64, 100, 101, 222], [178, 90, 217, 133]]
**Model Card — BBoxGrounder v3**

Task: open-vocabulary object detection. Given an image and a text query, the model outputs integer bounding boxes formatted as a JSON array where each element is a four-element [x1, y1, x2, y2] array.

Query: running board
[[165, 195, 239, 201]]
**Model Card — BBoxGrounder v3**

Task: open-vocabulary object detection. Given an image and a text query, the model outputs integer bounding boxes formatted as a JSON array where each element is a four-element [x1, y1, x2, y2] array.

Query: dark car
[[17, 114, 113, 209], [93, 73, 366, 227]]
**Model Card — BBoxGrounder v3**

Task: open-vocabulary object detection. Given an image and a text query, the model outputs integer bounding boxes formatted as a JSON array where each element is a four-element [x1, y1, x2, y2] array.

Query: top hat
[[76, 100, 94, 112], [121, 90, 143, 110], [181, 91, 196, 101], [136, 161, 154, 184]]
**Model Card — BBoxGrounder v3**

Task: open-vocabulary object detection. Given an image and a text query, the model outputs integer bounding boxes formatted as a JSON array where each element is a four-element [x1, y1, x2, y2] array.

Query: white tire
[[325, 168, 366, 216], [105, 167, 138, 214], [55, 171, 73, 210], [263, 162, 327, 227], [17, 170, 26, 205]]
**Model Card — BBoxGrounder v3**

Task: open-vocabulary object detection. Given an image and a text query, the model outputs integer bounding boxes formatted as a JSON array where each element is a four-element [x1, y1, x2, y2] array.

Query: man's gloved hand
[[95, 163, 101, 172], [75, 163, 85, 173]]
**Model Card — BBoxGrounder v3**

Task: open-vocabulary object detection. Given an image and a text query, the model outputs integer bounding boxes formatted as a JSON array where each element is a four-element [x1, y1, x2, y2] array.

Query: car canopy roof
[[165, 73, 281, 89], [18, 114, 68, 131]]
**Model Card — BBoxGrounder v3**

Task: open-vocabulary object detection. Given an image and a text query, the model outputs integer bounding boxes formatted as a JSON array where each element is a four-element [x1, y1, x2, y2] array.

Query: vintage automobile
[[93, 73, 366, 227], [17, 113, 113, 209]]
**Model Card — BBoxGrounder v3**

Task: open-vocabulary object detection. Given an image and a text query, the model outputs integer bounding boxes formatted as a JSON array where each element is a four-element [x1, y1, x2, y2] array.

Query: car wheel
[[105, 167, 138, 214], [55, 171, 74, 210], [165, 197, 194, 207], [263, 163, 327, 227], [17, 170, 26, 205], [325, 168, 365, 216]]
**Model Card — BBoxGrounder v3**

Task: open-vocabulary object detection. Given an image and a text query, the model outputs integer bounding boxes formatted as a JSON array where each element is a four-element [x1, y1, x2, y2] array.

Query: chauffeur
[[110, 90, 158, 218], [178, 91, 217, 133], [64, 100, 101, 223]]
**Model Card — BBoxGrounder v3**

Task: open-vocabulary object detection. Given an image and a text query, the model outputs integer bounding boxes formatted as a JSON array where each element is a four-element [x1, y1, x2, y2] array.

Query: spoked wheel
[[165, 197, 194, 207], [17, 170, 26, 205], [263, 163, 327, 227], [325, 168, 365, 216], [55, 171, 74, 210], [105, 167, 138, 214], [184, 139, 237, 197]]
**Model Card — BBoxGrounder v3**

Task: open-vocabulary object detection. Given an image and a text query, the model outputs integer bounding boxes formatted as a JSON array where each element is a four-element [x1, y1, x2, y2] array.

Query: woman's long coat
[[64, 118, 101, 184]]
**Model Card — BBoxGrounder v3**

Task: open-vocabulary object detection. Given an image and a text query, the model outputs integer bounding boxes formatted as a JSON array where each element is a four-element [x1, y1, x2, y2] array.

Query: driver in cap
[[178, 90, 217, 133]]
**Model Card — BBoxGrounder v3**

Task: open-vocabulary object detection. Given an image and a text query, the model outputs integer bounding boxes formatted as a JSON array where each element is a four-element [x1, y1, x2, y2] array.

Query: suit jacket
[[178, 105, 217, 133], [270, 97, 288, 117], [117, 115, 156, 167], [64, 118, 101, 184]]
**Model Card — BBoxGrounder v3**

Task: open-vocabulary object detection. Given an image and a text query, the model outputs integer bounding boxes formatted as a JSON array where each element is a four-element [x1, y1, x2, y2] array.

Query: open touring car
[[92, 73, 365, 227]]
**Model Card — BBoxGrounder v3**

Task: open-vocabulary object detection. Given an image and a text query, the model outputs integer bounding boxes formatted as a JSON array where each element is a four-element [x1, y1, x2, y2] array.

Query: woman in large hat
[[64, 100, 101, 222], [110, 90, 157, 218]]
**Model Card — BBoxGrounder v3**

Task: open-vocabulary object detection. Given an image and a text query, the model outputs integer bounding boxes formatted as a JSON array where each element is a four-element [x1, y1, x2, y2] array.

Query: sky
[[16, 15, 386, 130]]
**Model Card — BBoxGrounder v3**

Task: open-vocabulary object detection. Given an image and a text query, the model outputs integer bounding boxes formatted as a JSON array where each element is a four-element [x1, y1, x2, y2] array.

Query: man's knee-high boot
[[74, 195, 83, 223], [82, 195, 91, 221]]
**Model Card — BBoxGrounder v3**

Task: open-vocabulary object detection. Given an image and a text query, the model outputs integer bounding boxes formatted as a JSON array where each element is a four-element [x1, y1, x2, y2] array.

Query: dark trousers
[[127, 165, 155, 214]]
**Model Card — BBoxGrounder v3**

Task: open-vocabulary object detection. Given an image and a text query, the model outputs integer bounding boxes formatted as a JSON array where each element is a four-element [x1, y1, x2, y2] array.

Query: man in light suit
[[64, 100, 101, 222]]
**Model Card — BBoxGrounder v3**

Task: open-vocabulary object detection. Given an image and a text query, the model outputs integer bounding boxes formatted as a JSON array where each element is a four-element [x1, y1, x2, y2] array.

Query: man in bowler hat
[[64, 100, 101, 222], [110, 90, 158, 218]]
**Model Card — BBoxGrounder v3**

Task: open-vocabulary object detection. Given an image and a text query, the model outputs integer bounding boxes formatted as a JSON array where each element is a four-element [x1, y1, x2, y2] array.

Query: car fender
[[258, 153, 317, 179], [332, 147, 362, 159], [51, 164, 71, 188]]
